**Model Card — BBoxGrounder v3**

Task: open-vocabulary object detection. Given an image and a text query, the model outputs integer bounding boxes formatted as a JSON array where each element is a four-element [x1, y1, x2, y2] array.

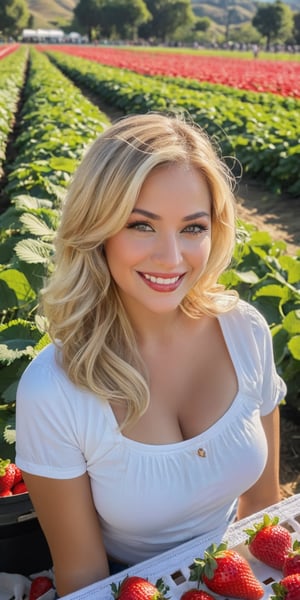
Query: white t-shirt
[[16, 300, 286, 564]]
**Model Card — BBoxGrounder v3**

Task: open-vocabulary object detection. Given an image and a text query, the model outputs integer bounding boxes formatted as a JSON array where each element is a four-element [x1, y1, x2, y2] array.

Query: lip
[[137, 271, 185, 292]]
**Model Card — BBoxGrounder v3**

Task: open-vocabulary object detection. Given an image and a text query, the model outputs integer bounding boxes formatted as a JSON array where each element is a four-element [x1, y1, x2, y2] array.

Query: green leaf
[[254, 284, 288, 299], [288, 336, 300, 360], [0, 280, 18, 310], [278, 255, 300, 285], [272, 327, 289, 364], [232, 270, 260, 284], [49, 156, 78, 173], [14, 238, 53, 264], [282, 310, 300, 335], [0, 269, 36, 303], [20, 212, 56, 240]]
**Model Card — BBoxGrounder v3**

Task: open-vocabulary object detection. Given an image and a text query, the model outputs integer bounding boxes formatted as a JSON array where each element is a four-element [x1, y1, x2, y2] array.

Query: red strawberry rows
[[0, 44, 19, 60], [40, 45, 300, 98]]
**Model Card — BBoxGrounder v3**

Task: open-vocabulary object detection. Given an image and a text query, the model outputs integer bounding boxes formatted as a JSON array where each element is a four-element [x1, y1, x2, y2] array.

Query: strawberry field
[[0, 44, 299, 462]]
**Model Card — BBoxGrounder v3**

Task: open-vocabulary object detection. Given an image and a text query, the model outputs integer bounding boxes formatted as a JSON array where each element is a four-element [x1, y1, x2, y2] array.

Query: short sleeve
[[248, 303, 287, 416], [16, 346, 87, 479]]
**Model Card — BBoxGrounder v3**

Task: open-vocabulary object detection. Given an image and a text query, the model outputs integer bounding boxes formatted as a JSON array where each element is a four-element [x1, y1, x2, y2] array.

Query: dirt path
[[236, 181, 300, 256]]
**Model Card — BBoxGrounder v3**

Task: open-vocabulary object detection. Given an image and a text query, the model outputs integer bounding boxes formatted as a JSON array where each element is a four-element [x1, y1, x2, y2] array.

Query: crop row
[[0, 47, 109, 458], [44, 49, 300, 197], [0, 49, 299, 459], [40, 45, 300, 99], [0, 47, 27, 183]]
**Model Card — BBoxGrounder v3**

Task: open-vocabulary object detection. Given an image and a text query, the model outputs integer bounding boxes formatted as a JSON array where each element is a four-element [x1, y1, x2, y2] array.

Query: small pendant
[[197, 447, 206, 458]]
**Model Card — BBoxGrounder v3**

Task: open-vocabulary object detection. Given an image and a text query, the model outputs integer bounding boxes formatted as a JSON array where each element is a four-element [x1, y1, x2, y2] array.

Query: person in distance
[[16, 112, 286, 597]]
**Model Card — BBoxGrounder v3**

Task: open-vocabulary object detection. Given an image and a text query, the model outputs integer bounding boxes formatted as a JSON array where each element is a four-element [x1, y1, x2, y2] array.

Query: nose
[[152, 233, 182, 267]]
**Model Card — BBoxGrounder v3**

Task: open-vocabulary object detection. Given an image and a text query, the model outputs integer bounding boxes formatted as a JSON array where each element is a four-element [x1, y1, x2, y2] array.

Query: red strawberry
[[13, 465, 23, 486], [12, 481, 28, 495], [271, 573, 300, 599], [283, 541, 300, 577], [189, 542, 264, 600], [245, 514, 292, 570], [0, 459, 16, 492], [111, 575, 168, 599], [0, 489, 12, 497], [29, 576, 53, 600], [180, 590, 216, 599]]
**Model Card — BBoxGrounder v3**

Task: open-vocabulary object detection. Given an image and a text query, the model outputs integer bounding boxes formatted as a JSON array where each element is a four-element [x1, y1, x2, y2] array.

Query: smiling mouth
[[138, 272, 185, 291], [143, 273, 182, 285]]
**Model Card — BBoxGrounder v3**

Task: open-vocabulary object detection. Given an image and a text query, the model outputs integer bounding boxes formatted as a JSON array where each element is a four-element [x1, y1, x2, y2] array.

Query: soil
[[279, 413, 300, 499], [235, 181, 300, 256]]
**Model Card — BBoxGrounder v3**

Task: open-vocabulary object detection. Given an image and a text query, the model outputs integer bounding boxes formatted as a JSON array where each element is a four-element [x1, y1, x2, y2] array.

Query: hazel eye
[[182, 224, 209, 235], [127, 221, 154, 232]]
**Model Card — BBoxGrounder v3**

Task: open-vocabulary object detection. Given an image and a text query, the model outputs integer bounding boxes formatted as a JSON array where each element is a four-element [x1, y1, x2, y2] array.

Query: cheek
[[105, 234, 147, 271], [188, 236, 211, 265]]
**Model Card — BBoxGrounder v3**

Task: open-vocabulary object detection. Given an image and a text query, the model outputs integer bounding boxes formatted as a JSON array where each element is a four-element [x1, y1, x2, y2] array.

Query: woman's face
[[105, 163, 212, 319]]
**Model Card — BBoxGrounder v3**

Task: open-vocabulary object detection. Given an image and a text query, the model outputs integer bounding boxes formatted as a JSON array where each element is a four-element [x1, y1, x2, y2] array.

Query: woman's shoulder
[[19, 342, 65, 386], [218, 299, 271, 350], [220, 298, 268, 327]]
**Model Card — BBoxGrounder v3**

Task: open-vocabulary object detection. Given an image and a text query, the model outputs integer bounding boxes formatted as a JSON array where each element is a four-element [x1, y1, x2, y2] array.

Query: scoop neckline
[[104, 310, 245, 452]]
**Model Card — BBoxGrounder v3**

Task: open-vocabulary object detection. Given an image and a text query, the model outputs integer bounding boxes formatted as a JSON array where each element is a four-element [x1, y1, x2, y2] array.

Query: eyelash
[[127, 221, 208, 235]]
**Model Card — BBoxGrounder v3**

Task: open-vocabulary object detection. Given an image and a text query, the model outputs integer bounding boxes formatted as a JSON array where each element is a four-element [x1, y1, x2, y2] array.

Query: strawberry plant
[[45, 50, 300, 196], [0, 49, 109, 459]]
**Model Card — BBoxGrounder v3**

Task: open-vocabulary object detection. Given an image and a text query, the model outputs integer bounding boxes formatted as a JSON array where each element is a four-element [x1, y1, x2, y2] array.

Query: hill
[[192, 0, 300, 26], [27, 0, 300, 30], [27, 0, 77, 28]]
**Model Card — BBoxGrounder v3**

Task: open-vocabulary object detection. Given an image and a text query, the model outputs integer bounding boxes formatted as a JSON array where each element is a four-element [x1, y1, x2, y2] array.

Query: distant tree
[[139, 0, 195, 42], [228, 23, 262, 45], [74, 0, 102, 41], [252, 0, 294, 48], [293, 11, 300, 44], [171, 15, 211, 44], [98, 0, 151, 40], [0, 0, 30, 38], [194, 16, 211, 33]]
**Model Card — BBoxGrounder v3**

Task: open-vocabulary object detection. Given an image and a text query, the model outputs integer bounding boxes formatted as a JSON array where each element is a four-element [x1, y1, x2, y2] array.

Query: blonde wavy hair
[[42, 112, 238, 428]]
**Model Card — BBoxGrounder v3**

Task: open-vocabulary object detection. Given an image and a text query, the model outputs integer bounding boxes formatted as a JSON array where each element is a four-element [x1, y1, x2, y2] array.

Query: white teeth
[[143, 274, 180, 285]]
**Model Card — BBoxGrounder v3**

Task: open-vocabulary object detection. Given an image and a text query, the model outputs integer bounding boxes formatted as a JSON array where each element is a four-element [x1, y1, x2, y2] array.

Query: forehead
[[135, 163, 211, 212]]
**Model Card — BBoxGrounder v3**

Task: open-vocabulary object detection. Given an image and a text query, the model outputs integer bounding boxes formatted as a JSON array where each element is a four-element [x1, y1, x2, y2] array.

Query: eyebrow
[[132, 208, 210, 220]]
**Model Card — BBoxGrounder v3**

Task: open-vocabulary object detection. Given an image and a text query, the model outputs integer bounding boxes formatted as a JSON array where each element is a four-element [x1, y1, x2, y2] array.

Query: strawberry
[[180, 590, 216, 599], [29, 576, 53, 600], [271, 573, 300, 599], [0, 459, 16, 492], [13, 465, 23, 486], [12, 481, 28, 495], [283, 541, 300, 577], [0, 489, 13, 497], [245, 514, 292, 570], [189, 541, 264, 600], [111, 575, 169, 599]]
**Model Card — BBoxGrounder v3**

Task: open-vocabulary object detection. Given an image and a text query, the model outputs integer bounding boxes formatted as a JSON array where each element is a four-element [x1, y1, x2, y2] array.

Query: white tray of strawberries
[[60, 494, 300, 600]]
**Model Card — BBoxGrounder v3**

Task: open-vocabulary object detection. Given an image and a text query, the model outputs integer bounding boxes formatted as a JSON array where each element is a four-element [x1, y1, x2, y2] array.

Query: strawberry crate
[[0, 493, 52, 576], [59, 494, 300, 600]]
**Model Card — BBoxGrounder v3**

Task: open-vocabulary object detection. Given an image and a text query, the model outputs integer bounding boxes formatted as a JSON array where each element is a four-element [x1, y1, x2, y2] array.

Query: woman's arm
[[22, 471, 110, 597], [236, 405, 281, 520]]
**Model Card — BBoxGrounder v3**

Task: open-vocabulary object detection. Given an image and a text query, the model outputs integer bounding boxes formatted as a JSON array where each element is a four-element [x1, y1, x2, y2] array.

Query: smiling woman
[[15, 113, 286, 597], [104, 162, 212, 320]]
